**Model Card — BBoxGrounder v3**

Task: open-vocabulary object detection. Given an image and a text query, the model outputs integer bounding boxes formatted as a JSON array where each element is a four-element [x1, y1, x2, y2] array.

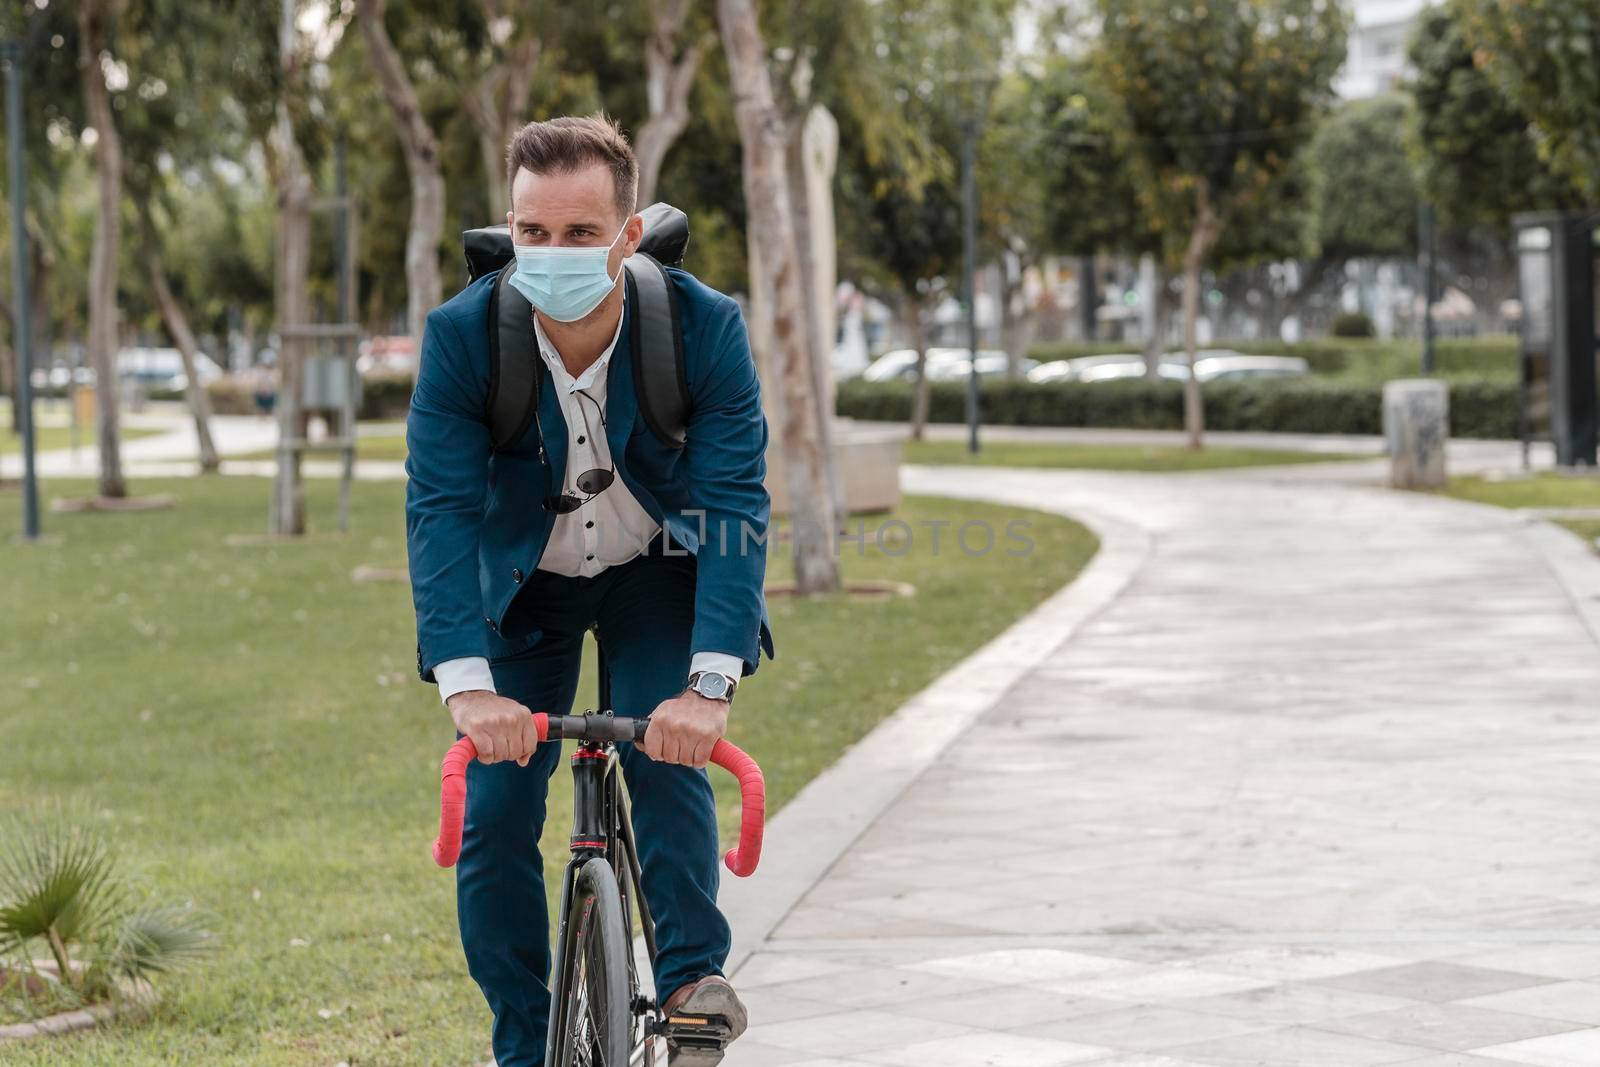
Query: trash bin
[[73, 384, 96, 428]]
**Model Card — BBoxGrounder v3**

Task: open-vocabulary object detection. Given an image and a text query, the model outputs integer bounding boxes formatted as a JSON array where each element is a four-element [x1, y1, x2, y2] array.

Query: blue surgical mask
[[507, 223, 628, 323]]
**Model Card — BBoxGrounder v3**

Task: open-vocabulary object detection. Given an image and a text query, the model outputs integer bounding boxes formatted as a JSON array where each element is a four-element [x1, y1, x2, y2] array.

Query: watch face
[[696, 673, 730, 699]]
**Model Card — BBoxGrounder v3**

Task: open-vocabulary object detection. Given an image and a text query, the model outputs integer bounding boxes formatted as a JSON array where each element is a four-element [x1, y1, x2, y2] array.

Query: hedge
[[837, 376, 1520, 440], [180, 372, 416, 420]]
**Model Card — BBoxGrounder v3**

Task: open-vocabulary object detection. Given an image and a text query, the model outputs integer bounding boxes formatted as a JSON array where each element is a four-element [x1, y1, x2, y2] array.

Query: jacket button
[[484, 616, 497, 632], [512, 568, 523, 583]]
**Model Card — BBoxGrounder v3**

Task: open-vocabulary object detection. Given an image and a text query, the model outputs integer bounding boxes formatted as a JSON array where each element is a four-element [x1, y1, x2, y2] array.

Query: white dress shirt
[[433, 288, 744, 704]]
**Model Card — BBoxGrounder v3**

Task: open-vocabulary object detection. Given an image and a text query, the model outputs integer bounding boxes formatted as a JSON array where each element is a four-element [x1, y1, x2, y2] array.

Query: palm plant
[[0, 805, 214, 1017]]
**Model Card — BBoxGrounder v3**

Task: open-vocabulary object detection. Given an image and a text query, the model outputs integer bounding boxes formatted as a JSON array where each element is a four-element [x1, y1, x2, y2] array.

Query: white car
[[1027, 351, 1310, 385], [1192, 353, 1310, 382], [117, 347, 226, 391], [925, 353, 1038, 381], [862, 347, 989, 382]]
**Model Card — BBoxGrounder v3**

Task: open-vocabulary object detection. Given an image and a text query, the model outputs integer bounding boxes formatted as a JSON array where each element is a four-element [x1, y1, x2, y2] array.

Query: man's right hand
[[447, 691, 539, 767]]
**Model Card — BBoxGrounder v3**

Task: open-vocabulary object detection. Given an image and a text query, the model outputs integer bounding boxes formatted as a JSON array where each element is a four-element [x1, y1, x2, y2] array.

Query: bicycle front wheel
[[553, 856, 632, 1067]]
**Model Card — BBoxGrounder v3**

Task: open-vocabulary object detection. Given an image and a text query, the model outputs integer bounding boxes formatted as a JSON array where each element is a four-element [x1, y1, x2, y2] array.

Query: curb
[[1519, 515, 1600, 650], [717, 480, 1150, 976]]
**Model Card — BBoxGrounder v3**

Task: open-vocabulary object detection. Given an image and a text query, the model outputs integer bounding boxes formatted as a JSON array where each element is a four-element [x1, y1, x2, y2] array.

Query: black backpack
[[461, 201, 692, 451]]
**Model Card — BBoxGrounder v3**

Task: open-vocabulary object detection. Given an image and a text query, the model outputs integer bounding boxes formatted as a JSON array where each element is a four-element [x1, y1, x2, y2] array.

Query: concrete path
[[723, 463, 1600, 1066]]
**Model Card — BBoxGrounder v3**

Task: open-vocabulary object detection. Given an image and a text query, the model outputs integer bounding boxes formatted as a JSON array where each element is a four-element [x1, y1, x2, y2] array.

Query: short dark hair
[[505, 114, 638, 222]]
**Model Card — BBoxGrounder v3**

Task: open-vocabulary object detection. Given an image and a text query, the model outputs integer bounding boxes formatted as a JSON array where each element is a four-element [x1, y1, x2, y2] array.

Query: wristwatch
[[686, 670, 738, 703]]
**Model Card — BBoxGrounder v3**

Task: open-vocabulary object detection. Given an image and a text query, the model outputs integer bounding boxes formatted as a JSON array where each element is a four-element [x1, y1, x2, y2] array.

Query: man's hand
[[448, 690, 539, 766], [642, 690, 728, 768]]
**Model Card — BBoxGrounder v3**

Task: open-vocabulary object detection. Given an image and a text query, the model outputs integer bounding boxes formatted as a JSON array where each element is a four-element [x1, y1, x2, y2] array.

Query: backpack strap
[[486, 268, 540, 452], [623, 254, 690, 449]]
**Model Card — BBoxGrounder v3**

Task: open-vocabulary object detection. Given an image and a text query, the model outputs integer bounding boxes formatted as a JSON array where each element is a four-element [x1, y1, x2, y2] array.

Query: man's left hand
[[642, 690, 728, 767]]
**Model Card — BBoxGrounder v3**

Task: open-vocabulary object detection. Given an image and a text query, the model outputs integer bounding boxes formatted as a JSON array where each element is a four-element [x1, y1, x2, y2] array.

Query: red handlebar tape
[[432, 712, 765, 878]]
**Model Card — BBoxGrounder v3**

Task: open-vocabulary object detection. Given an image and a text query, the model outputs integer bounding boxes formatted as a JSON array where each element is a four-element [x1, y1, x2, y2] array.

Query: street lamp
[[3, 37, 39, 540], [955, 66, 998, 456]]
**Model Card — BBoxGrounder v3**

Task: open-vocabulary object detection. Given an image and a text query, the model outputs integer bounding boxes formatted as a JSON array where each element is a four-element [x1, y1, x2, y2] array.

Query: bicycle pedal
[[664, 1012, 737, 1064]]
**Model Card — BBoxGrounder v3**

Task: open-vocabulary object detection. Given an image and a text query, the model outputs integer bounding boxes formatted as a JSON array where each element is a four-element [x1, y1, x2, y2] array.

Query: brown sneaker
[[660, 974, 748, 1065]]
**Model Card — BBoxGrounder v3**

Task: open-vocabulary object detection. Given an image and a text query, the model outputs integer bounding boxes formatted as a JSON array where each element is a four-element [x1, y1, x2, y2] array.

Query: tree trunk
[[717, 0, 839, 594], [636, 0, 704, 206], [1078, 253, 1097, 341], [143, 216, 220, 473], [1181, 184, 1219, 451], [358, 0, 443, 378], [269, 0, 312, 535], [0, 296, 13, 422], [1142, 261, 1168, 379], [79, 0, 125, 498], [999, 253, 1035, 377], [465, 19, 541, 220], [785, 106, 845, 518], [908, 295, 932, 441]]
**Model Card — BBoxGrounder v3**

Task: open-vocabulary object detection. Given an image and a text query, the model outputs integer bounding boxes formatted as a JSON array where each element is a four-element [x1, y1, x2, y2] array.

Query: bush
[[836, 376, 1520, 439], [196, 374, 415, 420], [359, 372, 414, 420], [1330, 311, 1376, 337]]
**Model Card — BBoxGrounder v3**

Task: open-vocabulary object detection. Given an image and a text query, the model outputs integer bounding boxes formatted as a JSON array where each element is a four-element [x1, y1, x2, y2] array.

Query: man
[[405, 113, 771, 1066]]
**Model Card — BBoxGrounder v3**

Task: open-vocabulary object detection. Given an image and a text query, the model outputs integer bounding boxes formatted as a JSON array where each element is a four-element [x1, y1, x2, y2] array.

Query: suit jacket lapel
[[537, 356, 568, 496], [605, 285, 638, 470]]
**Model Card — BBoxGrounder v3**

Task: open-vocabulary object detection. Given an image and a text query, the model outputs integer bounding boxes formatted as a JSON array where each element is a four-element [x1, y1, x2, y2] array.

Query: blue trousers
[[454, 547, 730, 1067]]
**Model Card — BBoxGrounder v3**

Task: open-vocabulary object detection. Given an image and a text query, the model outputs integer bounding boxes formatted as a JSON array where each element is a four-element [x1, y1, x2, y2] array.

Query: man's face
[[507, 163, 642, 285]]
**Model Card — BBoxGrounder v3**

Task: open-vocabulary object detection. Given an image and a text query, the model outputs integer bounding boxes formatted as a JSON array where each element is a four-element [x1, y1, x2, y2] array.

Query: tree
[[355, 0, 444, 373], [1025, 54, 1166, 367], [716, 0, 839, 594], [114, 0, 276, 475], [268, 0, 314, 535], [77, 0, 126, 498], [463, 1, 544, 220], [1457, 0, 1600, 206], [635, 0, 708, 206], [1405, 2, 1580, 232], [1092, 0, 1347, 447]]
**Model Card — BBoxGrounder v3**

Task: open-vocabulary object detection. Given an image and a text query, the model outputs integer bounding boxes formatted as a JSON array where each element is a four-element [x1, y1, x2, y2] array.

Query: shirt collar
[[532, 283, 627, 394]]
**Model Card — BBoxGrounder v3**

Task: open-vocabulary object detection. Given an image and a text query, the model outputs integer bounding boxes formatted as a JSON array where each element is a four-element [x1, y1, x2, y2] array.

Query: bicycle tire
[[553, 857, 632, 1067]]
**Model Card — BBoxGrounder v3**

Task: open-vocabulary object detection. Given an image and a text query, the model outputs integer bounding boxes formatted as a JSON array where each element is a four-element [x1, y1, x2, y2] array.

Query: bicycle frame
[[431, 632, 765, 1066], [544, 635, 663, 1066]]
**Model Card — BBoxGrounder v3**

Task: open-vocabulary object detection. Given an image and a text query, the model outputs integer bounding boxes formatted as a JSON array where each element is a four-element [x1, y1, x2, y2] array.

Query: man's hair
[[505, 114, 638, 222]]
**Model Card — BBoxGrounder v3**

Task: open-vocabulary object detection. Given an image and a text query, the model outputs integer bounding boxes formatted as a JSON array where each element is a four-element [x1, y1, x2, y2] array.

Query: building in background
[[1335, 0, 1435, 99]]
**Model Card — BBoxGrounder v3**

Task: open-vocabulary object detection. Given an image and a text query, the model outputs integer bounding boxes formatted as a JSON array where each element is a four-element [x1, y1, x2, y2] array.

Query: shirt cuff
[[434, 657, 496, 705], [689, 651, 745, 684]]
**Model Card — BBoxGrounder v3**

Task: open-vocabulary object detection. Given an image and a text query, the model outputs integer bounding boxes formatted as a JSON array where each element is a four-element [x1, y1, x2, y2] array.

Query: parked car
[[1028, 354, 1178, 383], [862, 347, 1028, 382], [29, 365, 96, 390], [1026, 351, 1311, 385], [1192, 352, 1310, 382], [117, 347, 225, 392], [925, 353, 1039, 381], [861, 347, 964, 382]]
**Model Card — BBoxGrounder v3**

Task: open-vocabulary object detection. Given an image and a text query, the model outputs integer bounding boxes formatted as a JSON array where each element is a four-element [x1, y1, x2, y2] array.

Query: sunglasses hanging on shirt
[[539, 387, 616, 514]]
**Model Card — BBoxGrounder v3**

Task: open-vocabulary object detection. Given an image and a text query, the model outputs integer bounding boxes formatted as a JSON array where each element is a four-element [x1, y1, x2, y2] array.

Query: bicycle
[[431, 654, 766, 1067]]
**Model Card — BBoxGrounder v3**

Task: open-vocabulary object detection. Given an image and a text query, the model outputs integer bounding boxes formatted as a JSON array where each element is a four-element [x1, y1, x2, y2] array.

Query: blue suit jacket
[[405, 266, 775, 683]]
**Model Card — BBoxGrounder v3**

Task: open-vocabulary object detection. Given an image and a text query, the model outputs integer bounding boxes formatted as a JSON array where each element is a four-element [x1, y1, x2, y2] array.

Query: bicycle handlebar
[[432, 712, 766, 878]]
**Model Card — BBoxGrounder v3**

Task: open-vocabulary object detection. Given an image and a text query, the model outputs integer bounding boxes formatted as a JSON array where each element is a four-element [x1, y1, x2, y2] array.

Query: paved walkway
[[725, 463, 1600, 1067]]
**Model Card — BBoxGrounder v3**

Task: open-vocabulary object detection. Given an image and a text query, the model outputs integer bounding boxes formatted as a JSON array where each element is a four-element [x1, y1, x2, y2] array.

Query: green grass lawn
[[242, 429, 1362, 473], [0, 476, 1095, 1064], [1440, 472, 1600, 510], [1556, 519, 1600, 544], [231, 429, 408, 464], [904, 438, 1365, 471], [1440, 473, 1600, 551], [3, 423, 161, 454]]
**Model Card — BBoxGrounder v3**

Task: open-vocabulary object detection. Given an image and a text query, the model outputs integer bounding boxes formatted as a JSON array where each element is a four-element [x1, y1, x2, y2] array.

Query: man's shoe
[[660, 974, 748, 1065]]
